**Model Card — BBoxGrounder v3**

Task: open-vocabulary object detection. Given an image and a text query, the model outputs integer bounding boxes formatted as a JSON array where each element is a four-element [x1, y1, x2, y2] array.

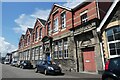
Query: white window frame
[[107, 40, 120, 58], [106, 26, 120, 58], [61, 12, 66, 29], [58, 41, 62, 59], [80, 10, 88, 24], [53, 18, 58, 32], [39, 28, 42, 39], [64, 40, 68, 59], [54, 42, 58, 59]]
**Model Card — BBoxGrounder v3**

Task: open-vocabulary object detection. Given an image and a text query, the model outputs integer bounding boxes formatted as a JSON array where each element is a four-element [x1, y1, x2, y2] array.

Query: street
[[2, 63, 101, 80]]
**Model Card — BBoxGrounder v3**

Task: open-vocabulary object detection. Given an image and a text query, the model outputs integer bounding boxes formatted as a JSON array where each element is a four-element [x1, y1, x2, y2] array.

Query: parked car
[[4, 61, 10, 64], [20, 60, 33, 69], [34, 60, 62, 75], [11, 61, 17, 66], [16, 60, 23, 67], [102, 57, 120, 80], [1, 60, 4, 64]]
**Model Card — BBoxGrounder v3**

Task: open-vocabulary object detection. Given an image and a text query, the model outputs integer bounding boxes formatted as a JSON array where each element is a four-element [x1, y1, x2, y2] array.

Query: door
[[82, 47, 96, 72]]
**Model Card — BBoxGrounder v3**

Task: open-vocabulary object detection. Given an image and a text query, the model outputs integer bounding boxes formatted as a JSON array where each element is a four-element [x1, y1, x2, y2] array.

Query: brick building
[[18, 1, 112, 73]]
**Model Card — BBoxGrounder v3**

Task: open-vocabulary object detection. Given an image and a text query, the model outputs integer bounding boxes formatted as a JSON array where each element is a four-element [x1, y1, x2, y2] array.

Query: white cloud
[[63, 0, 85, 8], [13, 9, 50, 34], [31, 8, 50, 20], [13, 1, 85, 34], [13, 14, 36, 34], [0, 37, 17, 57]]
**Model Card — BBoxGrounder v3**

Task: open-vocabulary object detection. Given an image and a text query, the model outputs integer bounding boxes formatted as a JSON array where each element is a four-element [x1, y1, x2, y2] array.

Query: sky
[[1, 0, 86, 57]]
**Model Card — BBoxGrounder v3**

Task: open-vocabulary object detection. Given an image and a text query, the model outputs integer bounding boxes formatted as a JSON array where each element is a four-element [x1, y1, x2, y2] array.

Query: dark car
[[20, 60, 33, 69], [34, 60, 62, 75], [16, 60, 23, 67], [11, 61, 17, 66], [102, 57, 120, 80]]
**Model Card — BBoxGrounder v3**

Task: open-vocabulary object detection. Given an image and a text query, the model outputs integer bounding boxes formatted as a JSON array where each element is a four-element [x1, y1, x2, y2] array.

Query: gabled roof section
[[25, 28, 33, 36], [47, 3, 72, 21], [33, 18, 46, 29], [37, 18, 46, 26], [20, 34, 25, 40], [97, 0, 119, 32], [54, 4, 71, 11], [19, 34, 25, 44], [28, 28, 33, 33]]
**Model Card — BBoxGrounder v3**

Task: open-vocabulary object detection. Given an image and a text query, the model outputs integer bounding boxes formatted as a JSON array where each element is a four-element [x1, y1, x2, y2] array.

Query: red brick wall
[[46, 6, 72, 38], [73, 1, 98, 28]]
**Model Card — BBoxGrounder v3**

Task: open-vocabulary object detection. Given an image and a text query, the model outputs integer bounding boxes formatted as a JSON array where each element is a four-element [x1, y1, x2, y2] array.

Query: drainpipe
[[71, 9, 79, 72], [96, 0, 100, 19]]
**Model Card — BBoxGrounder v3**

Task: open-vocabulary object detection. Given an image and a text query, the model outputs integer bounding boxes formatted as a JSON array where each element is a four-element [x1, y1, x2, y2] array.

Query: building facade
[[18, 1, 112, 73], [97, 1, 120, 63], [11, 50, 19, 62]]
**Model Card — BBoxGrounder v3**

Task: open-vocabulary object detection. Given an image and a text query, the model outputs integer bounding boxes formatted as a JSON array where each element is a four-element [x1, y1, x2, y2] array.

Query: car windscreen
[[24, 61, 31, 63], [13, 61, 17, 63]]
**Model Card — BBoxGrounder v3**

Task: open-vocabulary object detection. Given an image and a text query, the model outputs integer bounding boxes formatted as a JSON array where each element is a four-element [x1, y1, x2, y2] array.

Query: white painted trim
[[54, 4, 71, 11], [37, 18, 46, 28], [97, 0, 119, 32], [80, 10, 88, 16]]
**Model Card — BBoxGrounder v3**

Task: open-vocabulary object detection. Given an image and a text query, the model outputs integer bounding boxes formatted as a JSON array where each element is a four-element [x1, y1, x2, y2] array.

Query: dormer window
[[53, 18, 58, 32], [48, 23, 51, 36], [27, 35, 30, 45], [61, 12, 66, 29], [39, 28, 42, 39], [80, 10, 88, 24], [35, 26, 39, 41]]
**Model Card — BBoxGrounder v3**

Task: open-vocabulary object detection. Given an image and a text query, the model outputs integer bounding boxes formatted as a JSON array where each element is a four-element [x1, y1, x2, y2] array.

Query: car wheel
[[34, 68, 38, 73], [44, 69, 47, 75], [104, 77, 115, 80], [22, 66, 24, 69]]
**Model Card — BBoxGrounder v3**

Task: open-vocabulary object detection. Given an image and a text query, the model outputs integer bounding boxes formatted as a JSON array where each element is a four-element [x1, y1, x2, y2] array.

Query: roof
[[73, 1, 90, 11], [54, 4, 71, 11], [28, 28, 33, 33], [37, 18, 46, 26], [97, 0, 119, 32], [47, 3, 72, 21]]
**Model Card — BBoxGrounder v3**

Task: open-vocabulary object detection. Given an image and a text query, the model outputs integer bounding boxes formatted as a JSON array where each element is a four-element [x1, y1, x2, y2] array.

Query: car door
[[37, 61, 41, 71], [116, 58, 120, 76], [41, 61, 47, 72]]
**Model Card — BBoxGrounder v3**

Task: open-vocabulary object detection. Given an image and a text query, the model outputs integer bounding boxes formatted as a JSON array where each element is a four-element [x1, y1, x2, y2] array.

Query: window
[[80, 10, 88, 24], [61, 12, 66, 29], [54, 42, 58, 59], [27, 35, 30, 45], [58, 40, 62, 58], [53, 18, 58, 32], [106, 26, 120, 58], [64, 38, 68, 58], [32, 49, 35, 60], [48, 23, 51, 36], [35, 27, 39, 41], [39, 46, 42, 60], [33, 34, 35, 42], [39, 28, 42, 39], [35, 47, 39, 60]]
